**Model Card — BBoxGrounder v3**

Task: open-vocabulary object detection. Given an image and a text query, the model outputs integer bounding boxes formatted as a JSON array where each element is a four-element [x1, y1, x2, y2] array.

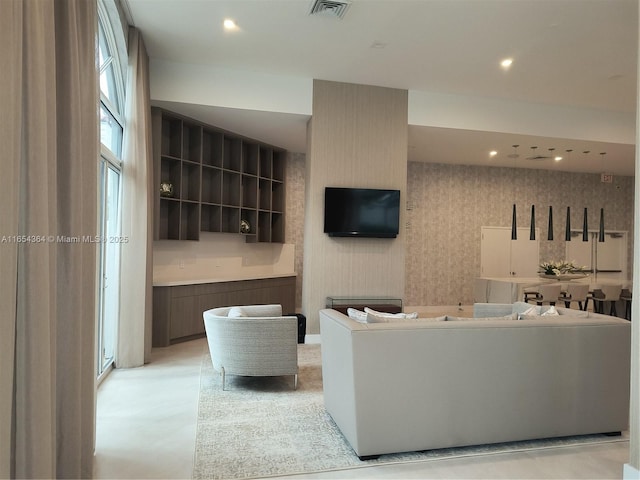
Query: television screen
[[324, 187, 400, 238]]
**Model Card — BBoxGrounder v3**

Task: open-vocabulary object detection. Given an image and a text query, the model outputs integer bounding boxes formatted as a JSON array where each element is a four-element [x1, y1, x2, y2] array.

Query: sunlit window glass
[[100, 105, 123, 157]]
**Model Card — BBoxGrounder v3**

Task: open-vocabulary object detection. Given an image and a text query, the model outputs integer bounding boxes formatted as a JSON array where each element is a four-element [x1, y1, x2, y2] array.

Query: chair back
[[538, 283, 562, 301], [566, 283, 589, 302], [600, 284, 622, 301]]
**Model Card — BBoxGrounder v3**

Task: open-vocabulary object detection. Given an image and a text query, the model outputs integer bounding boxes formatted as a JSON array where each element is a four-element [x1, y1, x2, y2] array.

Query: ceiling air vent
[[309, 0, 351, 19]]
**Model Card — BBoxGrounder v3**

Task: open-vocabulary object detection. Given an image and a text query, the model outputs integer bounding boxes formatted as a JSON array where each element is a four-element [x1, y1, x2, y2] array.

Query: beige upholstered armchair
[[202, 304, 299, 390]]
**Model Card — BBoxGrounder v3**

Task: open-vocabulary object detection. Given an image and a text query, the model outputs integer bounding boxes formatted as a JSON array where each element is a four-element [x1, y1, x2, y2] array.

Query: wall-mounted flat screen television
[[324, 187, 400, 238]]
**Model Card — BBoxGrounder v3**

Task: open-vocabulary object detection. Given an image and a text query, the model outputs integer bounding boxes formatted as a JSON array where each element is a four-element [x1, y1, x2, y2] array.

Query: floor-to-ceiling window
[[97, 1, 126, 380]]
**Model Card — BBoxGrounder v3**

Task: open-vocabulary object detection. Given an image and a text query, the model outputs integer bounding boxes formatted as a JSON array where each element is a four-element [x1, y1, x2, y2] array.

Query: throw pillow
[[242, 304, 283, 317], [228, 306, 247, 317], [347, 308, 367, 323], [365, 312, 446, 323], [364, 307, 419, 319], [365, 311, 393, 323], [518, 314, 541, 320], [228, 304, 282, 317], [518, 306, 540, 319], [541, 305, 560, 316]]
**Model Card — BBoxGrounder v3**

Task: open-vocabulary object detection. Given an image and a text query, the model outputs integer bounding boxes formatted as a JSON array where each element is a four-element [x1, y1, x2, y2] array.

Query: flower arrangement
[[539, 260, 589, 276]]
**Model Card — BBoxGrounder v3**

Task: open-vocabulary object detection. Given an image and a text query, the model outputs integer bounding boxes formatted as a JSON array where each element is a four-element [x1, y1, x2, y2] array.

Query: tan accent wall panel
[[302, 80, 408, 333]]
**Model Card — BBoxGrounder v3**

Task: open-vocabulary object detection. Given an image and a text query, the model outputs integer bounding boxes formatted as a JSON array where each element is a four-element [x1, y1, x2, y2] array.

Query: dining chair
[[620, 287, 632, 320], [524, 283, 563, 307], [591, 284, 623, 316], [558, 283, 590, 311]]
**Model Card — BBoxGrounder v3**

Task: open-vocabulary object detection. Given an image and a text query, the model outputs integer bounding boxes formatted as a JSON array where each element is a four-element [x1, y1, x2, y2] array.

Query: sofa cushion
[[347, 308, 367, 323]]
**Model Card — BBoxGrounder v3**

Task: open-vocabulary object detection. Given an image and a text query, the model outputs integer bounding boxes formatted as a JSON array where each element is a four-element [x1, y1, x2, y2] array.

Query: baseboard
[[305, 334, 321, 344], [624, 464, 640, 479]]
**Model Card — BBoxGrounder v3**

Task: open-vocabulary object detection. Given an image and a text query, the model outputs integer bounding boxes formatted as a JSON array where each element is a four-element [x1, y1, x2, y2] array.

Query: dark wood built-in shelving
[[152, 107, 287, 242]]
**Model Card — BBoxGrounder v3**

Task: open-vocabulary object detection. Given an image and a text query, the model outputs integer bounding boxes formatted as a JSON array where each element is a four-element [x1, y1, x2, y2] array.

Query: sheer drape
[[0, 0, 98, 477], [118, 27, 154, 367]]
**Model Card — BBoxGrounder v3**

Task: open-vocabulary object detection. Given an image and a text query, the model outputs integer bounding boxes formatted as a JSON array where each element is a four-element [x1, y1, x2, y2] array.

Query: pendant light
[[565, 206, 571, 241], [599, 208, 605, 242], [582, 207, 588, 241], [547, 206, 553, 240], [530, 205, 535, 240]]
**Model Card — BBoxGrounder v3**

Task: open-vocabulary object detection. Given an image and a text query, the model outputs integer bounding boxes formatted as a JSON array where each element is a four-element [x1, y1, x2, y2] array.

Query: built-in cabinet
[[152, 275, 296, 346], [565, 229, 628, 281], [152, 107, 286, 242], [480, 226, 540, 278]]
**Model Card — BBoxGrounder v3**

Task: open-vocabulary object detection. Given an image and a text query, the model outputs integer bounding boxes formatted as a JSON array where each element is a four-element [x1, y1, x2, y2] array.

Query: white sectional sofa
[[319, 303, 631, 459]]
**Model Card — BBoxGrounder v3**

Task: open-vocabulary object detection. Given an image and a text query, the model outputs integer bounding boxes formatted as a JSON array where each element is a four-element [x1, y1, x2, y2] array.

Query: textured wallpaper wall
[[285, 157, 634, 308], [406, 162, 634, 306]]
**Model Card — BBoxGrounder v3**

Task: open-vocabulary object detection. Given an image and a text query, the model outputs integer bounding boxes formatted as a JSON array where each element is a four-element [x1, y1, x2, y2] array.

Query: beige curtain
[[0, 0, 98, 477], [118, 27, 154, 367]]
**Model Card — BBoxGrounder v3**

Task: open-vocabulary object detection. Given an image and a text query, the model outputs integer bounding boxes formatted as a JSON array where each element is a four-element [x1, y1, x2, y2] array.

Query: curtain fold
[[1, 0, 98, 477], [118, 27, 154, 367], [0, 1, 22, 477]]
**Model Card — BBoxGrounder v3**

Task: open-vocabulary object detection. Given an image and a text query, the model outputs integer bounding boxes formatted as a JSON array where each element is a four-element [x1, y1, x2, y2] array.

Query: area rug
[[193, 344, 627, 479]]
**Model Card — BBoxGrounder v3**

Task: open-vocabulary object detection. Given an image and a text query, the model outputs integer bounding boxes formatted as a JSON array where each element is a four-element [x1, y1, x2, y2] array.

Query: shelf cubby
[[223, 137, 242, 171], [258, 212, 272, 242], [222, 171, 241, 206], [242, 175, 258, 209], [181, 162, 201, 202], [158, 199, 181, 240], [182, 124, 202, 163], [201, 166, 222, 204], [259, 178, 271, 211], [201, 204, 221, 232], [242, 143, 259, 176], [241, 208, 257, 236], [160, 157, 182, 199], [271, 181, 284, 213], [271, 213, 284, 243], [180, 202, 200, 240], [272, 150, 285, 181], [259, 147, 272, 178], [222, 207, 240, 233], [161, 117, 182, 158], [202, 130, 223, 167]]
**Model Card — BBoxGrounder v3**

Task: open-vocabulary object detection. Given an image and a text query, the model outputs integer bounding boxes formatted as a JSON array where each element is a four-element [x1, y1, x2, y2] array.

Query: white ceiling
[[125, 0, 638, 176]]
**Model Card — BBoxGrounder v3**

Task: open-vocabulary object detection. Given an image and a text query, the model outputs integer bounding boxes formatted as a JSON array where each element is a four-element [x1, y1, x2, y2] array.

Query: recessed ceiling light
[[555, 156, 563, 162], [489, 150, 498, 157], [223, 18, 238, 30], [500, 58, 513, 69]]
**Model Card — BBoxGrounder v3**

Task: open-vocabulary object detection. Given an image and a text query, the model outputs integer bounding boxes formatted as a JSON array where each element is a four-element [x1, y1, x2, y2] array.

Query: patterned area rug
[[193, 344, 626, 479]]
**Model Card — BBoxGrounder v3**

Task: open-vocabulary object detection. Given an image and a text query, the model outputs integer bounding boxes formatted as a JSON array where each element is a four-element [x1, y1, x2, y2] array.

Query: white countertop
[[153, 272, 297, 287]]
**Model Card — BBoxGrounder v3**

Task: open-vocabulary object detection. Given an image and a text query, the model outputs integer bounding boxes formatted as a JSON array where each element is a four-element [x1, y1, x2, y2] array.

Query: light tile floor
[[94, 337, 629, 480]]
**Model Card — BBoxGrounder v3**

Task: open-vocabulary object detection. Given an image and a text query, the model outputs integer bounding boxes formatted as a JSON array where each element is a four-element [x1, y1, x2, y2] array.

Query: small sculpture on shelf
[[240, 219, 251, 234], [160, 182, 174, 197]]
